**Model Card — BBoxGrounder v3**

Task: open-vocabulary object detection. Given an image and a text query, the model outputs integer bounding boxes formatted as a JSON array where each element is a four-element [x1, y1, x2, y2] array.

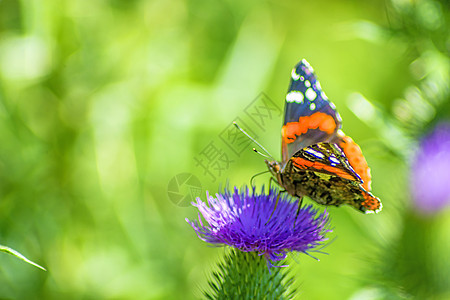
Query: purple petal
[[186, 186, 331, 266], [411, 122, 450, 214]]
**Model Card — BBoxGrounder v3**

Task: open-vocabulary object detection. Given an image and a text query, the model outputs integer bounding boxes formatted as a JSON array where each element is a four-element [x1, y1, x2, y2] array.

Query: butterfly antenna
[[252, 148, 271, 158], [233, 122, 275, 160]]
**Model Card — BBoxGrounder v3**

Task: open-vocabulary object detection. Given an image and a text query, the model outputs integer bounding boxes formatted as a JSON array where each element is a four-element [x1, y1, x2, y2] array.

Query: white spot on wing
[[301, 59, 314, 72], [309, 102, 316, 110], [316, 81, 322, 90], [291, 68, 300, 81], [286, 91, 304, 103], [305, 80, 311, 87], [305, 88, 317, 101], [305, 148, 325, 159], [300, 76, 304, 81], [321, 91, 328, 100], [329, 156, 340, 164]]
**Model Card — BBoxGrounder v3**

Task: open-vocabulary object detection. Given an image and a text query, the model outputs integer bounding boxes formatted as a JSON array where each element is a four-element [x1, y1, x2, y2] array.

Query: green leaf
[[0, 245, 46, 271]]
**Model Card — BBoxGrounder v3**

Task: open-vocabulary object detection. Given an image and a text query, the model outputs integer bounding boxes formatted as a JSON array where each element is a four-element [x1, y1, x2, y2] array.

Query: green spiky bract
[[204, 249, 295, 300]]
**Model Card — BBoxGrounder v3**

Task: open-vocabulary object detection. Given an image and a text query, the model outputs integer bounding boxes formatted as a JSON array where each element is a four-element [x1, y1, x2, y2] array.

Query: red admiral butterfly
[[266, 59, 382, 214]]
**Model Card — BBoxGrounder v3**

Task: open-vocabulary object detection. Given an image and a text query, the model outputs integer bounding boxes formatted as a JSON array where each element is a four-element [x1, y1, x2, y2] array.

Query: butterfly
[[265, 59, 382, 213]]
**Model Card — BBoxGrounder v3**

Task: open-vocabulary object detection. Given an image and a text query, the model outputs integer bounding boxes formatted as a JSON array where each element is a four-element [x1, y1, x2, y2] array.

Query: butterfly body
[[268, 59, 382, 213]]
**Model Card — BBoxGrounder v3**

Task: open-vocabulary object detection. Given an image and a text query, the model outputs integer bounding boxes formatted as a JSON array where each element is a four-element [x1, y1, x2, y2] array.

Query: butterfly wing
[[276, 59, 382, 213], [282, 59, 342, 165], [284, 142, 382, 213], [331, 131, 373, 191], [281, 59, 374, 192], [286, 142, 362, 183]]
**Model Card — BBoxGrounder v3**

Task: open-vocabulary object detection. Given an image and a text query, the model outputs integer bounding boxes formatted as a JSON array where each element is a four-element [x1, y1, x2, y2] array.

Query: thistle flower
[[411, 122, 450, 214], [186, 187, 331, 266]]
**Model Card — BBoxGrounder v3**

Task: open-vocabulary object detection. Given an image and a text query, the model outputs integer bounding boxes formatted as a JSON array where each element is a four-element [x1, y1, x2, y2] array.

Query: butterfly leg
[[266, 189, 287, 225], [268, 176, 282, 190], [268, 176, 284, 214], [250, 170, 270, 188], [293, 197, 304, 229]]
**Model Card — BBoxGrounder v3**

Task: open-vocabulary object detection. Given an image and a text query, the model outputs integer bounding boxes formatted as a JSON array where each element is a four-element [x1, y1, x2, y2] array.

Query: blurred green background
[[0, 0, 448, 299]]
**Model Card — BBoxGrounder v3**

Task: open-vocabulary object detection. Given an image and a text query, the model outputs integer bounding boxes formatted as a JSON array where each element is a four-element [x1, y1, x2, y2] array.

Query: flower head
[[186, 186, 331, 266], [411, 122, 450, 214]]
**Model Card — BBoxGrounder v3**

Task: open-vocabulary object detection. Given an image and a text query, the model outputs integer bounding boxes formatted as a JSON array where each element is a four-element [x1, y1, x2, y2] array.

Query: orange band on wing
[[282, 112, 336, 145], [291, 157, 357, 181], [338, 135, 372, 191], [362, 193, 381, 211]]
